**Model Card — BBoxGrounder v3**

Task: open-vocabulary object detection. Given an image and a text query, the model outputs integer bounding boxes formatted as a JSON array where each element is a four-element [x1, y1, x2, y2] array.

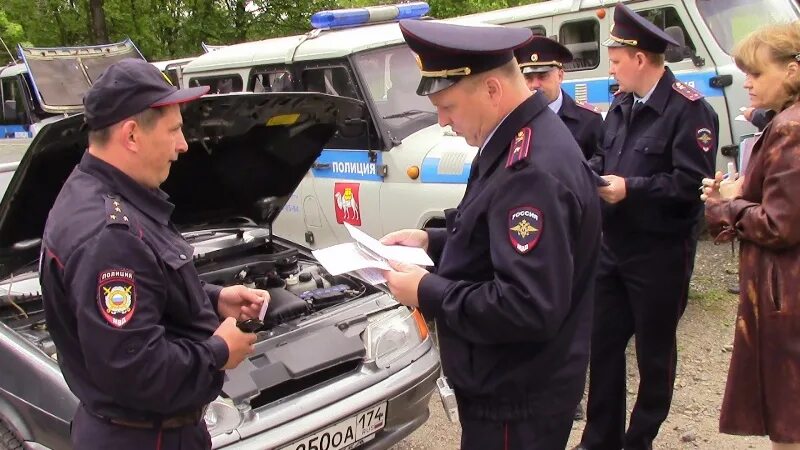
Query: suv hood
[[19, 39, 144, 114], [0, 92, 364, 279]]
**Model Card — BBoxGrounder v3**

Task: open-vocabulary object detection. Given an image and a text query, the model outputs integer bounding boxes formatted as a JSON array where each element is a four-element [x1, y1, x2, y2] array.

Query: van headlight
[[364, 307, 429, 368], [204, 397, 242, 437]]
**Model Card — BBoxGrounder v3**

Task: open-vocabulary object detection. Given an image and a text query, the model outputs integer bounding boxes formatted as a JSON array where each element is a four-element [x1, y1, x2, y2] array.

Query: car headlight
[[204, 397, 242, 437], [364, 307, 429, 368]]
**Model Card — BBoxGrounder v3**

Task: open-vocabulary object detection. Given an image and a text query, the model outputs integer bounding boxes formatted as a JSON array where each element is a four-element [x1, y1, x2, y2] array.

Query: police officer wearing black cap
[[40, 58, 267, 449], [380, 19, 602, 449], [515, 36, 603, 161], [577, 4, 718, 450]]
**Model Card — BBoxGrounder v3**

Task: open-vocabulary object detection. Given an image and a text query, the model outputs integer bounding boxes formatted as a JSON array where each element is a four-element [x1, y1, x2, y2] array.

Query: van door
[[0, 73, 34, 159], [273, 62, 382, 249]]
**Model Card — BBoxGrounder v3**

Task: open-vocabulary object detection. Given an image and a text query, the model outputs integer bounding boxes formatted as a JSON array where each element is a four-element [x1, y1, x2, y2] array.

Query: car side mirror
[[338, 117, 366, 139], [665, 44, 685, 64]]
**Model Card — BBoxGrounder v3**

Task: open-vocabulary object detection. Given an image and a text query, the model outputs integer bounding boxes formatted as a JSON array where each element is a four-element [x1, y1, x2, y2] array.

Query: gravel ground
[[392, 239, 774, 450]]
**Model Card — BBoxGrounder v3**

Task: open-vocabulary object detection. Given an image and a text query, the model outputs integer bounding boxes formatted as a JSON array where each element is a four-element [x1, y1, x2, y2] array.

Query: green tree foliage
[[0, 0, 543, 65]]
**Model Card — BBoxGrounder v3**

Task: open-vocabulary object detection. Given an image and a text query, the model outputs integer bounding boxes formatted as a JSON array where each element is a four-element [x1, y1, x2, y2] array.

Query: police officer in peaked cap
[[515, 36, 603, 162], [380, 19, 603, 449], [40, 58, 268, 449], [576, 4, 718, 450]]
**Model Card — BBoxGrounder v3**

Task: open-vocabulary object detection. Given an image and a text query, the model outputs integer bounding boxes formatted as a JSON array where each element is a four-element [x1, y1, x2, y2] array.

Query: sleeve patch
[[672, 81, 703, 101], [506, 127, 532, 169], [696, 127, 714, 152], [508, 206, 543, 254], [98, 269, 136, 328]]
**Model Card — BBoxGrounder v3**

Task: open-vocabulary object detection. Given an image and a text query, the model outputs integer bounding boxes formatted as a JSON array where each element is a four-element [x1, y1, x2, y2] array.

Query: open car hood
[[18, 39, 144, 114], [0, 92, 364, 279]]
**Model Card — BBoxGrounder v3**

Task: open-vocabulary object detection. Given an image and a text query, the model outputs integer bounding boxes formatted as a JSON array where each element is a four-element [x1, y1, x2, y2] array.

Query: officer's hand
[[217, 285, 269, 320], [382, 260, 428, 308], [214, 317, 257, 370], [380, 229, 429, 252], [598, 175, 627, 204]]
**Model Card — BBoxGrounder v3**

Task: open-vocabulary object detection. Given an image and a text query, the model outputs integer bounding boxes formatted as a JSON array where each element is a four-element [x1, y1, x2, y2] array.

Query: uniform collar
[[611, 67, 675, 116], [79, 152, 175, 226], [636, 67, 675, 115], [548, 89, 564, 114], [557, 89, 581, 120], [476, 91, 549, 179]]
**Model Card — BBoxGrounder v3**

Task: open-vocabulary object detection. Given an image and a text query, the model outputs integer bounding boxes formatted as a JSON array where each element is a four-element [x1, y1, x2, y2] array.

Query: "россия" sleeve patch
[[508, 206, 543, 254], [97, 269, 136, 328]]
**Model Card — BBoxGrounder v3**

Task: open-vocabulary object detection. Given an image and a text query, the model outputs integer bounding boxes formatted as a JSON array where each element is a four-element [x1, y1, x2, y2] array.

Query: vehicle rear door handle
[[312, 162, 331, 170]]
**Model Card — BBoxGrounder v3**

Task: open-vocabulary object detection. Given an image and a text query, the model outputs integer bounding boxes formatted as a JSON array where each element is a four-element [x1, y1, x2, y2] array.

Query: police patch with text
[[508, 206, 543, 254], [97, 269, 136, 328]]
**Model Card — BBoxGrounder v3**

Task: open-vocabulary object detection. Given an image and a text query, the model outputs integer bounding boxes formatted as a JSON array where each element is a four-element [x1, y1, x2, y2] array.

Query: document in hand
[[311, 223, 434, 285]]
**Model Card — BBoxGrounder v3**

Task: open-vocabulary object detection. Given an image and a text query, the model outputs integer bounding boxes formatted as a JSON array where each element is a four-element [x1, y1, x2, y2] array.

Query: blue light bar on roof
[[311, 2, 430, 29]]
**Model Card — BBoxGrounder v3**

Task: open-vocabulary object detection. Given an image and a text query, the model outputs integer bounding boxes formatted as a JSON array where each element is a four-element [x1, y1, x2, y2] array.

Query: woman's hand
[[701, 171, 744, 202]]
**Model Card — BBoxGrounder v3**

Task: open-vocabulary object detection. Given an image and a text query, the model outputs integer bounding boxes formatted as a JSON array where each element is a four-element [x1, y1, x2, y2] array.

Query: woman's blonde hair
[[734, 21, 800, 105]]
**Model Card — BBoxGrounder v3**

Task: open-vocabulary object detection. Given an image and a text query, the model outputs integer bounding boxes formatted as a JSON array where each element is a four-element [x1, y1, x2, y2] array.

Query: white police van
[[456, 0, 799, 171], [181, 2, 475, 249], [181, 0, 799, 250]]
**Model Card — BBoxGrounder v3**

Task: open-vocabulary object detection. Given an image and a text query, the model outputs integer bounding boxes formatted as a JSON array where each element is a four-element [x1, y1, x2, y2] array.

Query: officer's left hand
[[218, 285, 269, 320], [598, 175, 627, 204], [382, 260, 428, 308]]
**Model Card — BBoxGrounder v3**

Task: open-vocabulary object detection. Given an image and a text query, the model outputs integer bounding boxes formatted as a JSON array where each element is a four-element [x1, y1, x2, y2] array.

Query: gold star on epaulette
[[114, 207, 121, 212], [110, 214, 117, 220], [123, 216, 129, 222]]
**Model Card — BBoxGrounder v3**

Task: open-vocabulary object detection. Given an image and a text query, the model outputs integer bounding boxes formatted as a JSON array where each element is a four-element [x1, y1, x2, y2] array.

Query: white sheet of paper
[[344, 223, 434, 266], [354, 268, 387, 285], [312, 243, 391, 276]]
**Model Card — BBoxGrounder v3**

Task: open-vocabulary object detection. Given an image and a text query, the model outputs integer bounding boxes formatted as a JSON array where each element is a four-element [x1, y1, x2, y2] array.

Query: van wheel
[[0, 420, 22, 450]]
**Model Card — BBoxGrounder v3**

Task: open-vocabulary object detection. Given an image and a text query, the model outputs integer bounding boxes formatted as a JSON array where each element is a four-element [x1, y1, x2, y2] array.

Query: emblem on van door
[[334, 183, 362, 226]]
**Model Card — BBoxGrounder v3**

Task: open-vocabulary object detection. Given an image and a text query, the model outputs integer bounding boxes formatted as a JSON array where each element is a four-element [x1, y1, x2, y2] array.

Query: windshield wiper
[[381, 109, 436, 120]]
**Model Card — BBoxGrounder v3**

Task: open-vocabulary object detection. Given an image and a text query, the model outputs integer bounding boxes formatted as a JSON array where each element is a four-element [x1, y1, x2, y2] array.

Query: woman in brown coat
[[703, 21, 800, 448]]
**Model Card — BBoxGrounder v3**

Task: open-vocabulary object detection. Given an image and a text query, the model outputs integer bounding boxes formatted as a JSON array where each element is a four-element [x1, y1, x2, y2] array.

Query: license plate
[[279, 402, 387, 450]]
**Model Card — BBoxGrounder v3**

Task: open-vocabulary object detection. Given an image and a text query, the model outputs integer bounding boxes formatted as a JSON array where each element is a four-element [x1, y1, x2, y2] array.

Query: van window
[[188, 75, 243, 94], [638, 7, 696, 53], [250, 70, 293, 92], [301, 67, 358, 99], [0, 76, 29, 126], [559, 19, 600, 71], [697, 0, 799, 55]]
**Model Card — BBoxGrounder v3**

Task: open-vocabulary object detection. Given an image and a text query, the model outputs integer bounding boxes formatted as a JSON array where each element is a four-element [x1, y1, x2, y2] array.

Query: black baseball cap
[[83, 58, 210, 131]]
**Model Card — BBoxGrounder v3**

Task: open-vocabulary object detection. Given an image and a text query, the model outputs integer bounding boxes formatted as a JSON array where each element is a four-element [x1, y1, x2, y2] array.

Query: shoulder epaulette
[[576, 100, 602, 115], [506, 127, 532, 169], [672, 81, 704, 101], [104, 194, 130, 228]]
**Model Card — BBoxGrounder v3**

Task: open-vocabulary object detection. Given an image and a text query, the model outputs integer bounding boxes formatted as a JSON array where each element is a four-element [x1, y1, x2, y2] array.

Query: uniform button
[[451, 227, 457, 233], [179, 254, 187, 260]]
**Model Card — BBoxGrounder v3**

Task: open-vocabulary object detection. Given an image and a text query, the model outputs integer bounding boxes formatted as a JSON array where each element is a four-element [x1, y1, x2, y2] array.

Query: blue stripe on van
[[420, 157, 471, 184], [310, 149, 384, 182], [0, 125, 31, 139], [562, 70, 725, 105]]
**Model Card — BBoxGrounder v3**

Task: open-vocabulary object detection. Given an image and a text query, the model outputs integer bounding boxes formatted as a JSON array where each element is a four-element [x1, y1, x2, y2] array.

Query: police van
[[181, 2, 473, 249], [456, 0, 799, 168], [152, 56, 197, 88], [0, 39, 144, 150], [180, 0, 798, 250]]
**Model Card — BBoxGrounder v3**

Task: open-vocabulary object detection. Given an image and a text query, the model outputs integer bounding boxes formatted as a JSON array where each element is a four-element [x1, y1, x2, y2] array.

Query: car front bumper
[[215, 346, 440, 449]]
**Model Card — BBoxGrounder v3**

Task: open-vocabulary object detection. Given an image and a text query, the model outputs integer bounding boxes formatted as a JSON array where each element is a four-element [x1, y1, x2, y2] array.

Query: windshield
[[697, 0, 800, 55], [353, 45, 437, 142]]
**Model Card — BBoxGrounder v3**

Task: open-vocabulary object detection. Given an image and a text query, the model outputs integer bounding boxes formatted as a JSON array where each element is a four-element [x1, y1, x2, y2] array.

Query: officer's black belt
[[100, 408, 206, 430]]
